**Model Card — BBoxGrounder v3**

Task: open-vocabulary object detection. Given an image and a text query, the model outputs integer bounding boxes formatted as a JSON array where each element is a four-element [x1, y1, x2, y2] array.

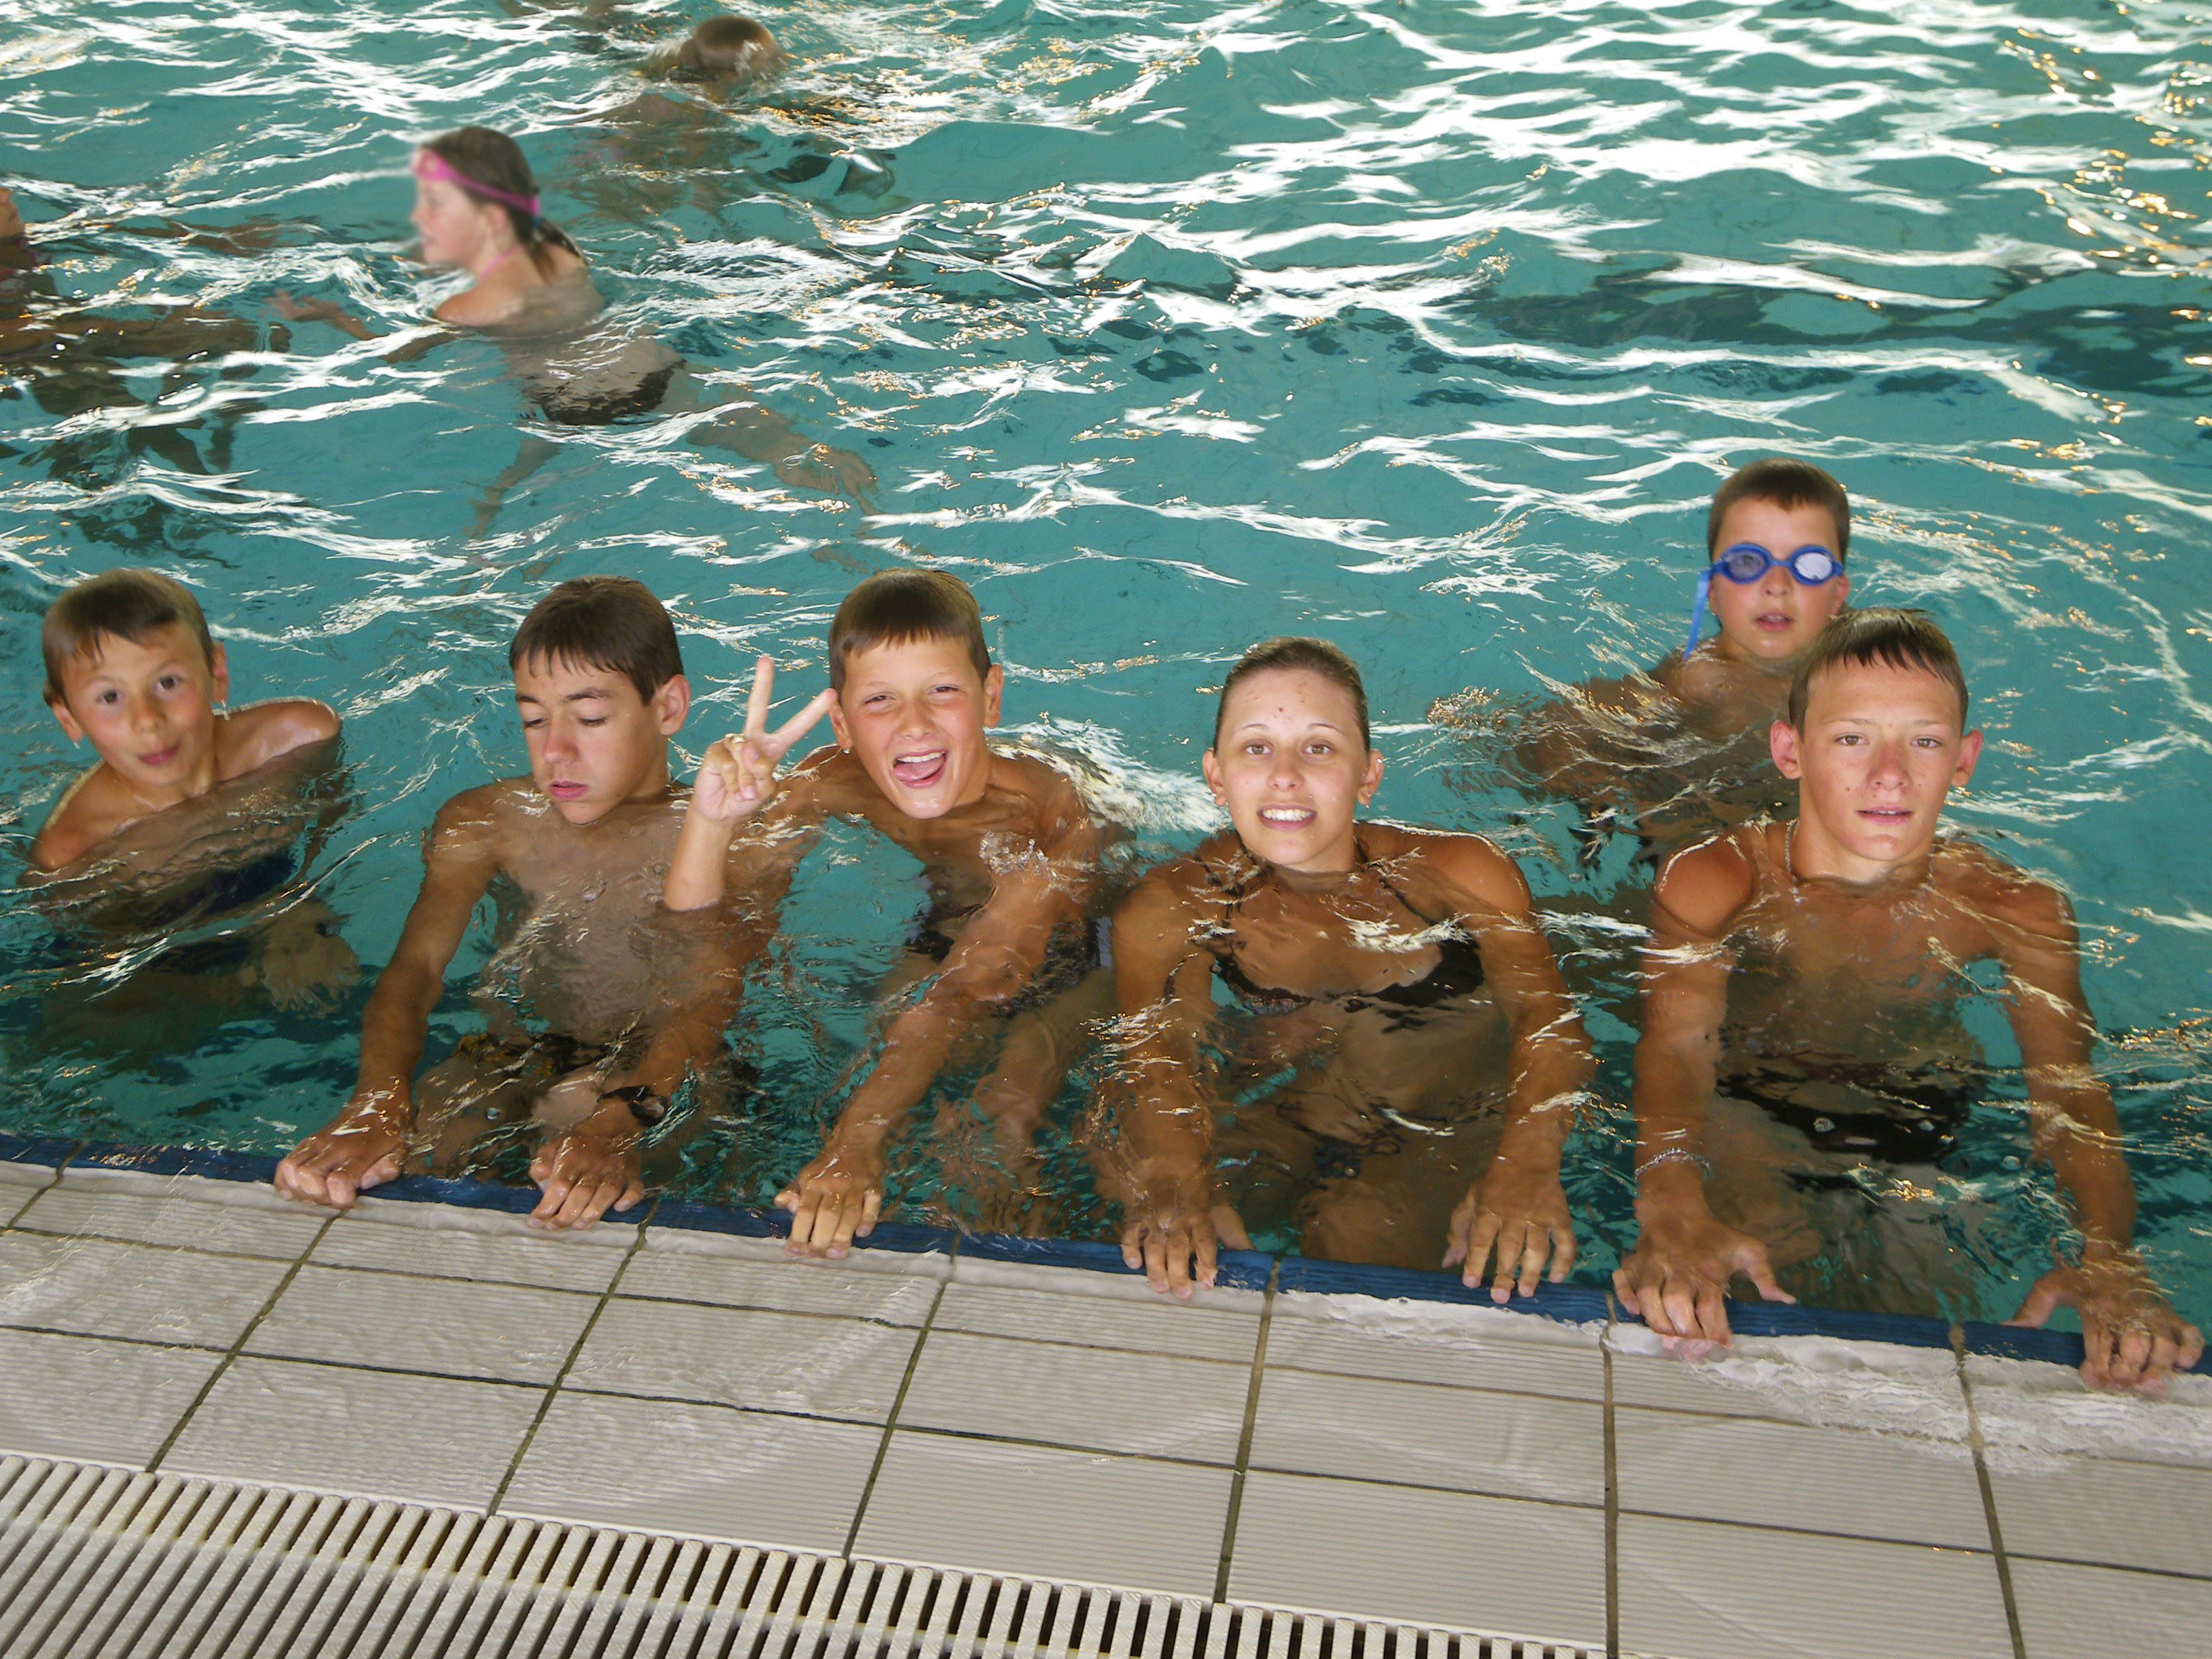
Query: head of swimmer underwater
[[410, 127, 580, 280], [1770, 608, 1982, 884], [509, 577, 692, 827], [649, 14, 786, 86], [0, 186, 24, 243], [826, 568, 1002, 822], [1203, 637, 1384, 876], [42, 568, 230, 804], [1691, 457, 1853, 666]]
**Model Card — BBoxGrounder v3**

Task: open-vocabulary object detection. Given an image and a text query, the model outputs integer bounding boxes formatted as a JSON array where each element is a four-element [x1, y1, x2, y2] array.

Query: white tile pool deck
[[1, 1154, 2208, 1658]]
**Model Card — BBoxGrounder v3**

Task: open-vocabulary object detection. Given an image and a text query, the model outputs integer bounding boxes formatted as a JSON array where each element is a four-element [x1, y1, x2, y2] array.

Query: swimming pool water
[[3, 0, 2211, 1327]]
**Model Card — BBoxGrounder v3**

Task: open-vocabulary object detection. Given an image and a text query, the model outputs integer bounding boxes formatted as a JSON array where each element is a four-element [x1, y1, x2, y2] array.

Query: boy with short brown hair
[[276, 575, 783, 1228], [33, 567, 338, 878], [665, 567, 1106, 1256], [1615, 607, 2201, 1391], [1509, 457, 1855, 854]]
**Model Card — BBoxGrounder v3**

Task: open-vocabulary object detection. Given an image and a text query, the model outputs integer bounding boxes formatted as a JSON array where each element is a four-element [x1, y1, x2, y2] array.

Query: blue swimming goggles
[[1684, 542, 1843, 651]]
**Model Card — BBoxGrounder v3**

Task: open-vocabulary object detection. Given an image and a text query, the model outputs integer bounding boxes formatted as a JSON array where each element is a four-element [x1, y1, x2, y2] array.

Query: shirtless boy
[[32, 569, 338, 880], [1614, 607, 2203, 1391], [276, 576, 778, 1228], [664, 567, 1105, 1257], [1514, 457, 1853, 855], [29, 569, 349, 1021]]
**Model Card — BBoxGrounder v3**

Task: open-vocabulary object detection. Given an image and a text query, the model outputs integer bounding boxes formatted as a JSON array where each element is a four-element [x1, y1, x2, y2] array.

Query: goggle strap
[[1685, 569, 1712, 653]]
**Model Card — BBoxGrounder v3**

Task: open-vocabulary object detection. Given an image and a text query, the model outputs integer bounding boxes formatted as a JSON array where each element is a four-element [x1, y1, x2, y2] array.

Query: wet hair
[[42, 567, 215, 705], [1707, 457, 1850, 562], [1786, 607, 1968, 730], [827, 569, 992, 691], [683, 15, 779, 76], [421, 127, 580, 280], [509, 575, 683, 703], [1213, 637, 1371, 750]]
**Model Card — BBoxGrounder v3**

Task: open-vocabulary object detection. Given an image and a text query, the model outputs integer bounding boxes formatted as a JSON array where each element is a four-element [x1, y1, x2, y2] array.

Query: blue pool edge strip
[[6, 1132, 2200, 1375]]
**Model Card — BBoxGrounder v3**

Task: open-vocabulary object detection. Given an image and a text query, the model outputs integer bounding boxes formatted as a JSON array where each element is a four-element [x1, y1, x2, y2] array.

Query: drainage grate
[[0, 1456, 1591, 1659]]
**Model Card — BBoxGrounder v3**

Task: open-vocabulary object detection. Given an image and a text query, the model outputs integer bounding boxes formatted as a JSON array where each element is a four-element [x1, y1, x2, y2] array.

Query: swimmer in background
[[1496, 457, 1855, 862], [663, 568, 1110, 1255], [567, 17, 793, 222], [25, 568, 354, 1013], [275, 577, 807, 1228], [1, 185, 282, 481], [269, 126, 875, 529], [1614, 607, 2203, 1392], [1109, 638, 1594, 1299]]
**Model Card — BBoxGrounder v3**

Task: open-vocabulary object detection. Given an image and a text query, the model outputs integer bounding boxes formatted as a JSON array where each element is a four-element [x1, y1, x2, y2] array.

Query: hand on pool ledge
[[776, 1138, 886, 1258], [274, 1101, 407, 1210], [2006, 1251, 2206, 1394], [528, 1112, 646, 1231], [1118, 1159, 1249, 1300], [1611, 1201, 1794, 1357], [1444, 1142, 1576, 1303]]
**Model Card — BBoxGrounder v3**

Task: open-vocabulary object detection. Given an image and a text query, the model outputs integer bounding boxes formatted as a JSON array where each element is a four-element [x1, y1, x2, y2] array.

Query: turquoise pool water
[[3, 0, 2210, 1324]]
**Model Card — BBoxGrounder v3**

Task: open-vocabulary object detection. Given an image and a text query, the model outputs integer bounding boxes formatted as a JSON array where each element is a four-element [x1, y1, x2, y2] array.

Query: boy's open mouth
[[891, 750, 947, 788], [1257, 805, 1315, 827], [1754, 611, 1795, 630], [546, 780, 588, 801], [137, 745, 179, 769], [1860, 807, 1912, 824]]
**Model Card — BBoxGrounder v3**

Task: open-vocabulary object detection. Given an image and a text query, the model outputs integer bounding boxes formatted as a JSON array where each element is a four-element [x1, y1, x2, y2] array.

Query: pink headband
[[412, 148, 540, 220]]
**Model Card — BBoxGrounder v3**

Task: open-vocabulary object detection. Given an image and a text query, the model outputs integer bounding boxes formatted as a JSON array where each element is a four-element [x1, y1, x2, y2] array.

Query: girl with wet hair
[[1106, 639, 1596, 1300], [272, 125, 874, 520]]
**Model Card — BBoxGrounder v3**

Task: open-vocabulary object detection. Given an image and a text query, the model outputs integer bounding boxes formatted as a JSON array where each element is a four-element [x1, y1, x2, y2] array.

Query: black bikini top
[[1203, 837, 1488, 1015]]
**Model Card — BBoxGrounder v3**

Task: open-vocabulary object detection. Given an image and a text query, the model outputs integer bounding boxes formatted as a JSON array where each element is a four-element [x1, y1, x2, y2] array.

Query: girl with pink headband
[[271, 125, 875, 523]]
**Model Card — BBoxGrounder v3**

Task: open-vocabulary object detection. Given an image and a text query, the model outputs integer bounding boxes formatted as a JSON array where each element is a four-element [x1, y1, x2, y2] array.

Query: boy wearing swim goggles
[[1685, 457, 1851, 663]]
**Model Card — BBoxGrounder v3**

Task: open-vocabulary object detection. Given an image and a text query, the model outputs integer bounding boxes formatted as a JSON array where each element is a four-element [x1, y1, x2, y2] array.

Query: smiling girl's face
[[1203, 666, 1382, 874]]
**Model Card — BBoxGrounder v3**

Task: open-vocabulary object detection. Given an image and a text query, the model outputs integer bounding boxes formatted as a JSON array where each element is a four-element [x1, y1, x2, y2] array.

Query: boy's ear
[[653, 673, 692, 737], [982, 663, 1004, 727], [1358, 749, 1385, 805], [1200, 747, 1227, 805], [46, 693, 85, 746], [828, 691, 852, 752], [208, 642, 230, 707], [1826, 571, 1851, 616], [1953, 727, 1983, 788], [1769, 718, 1804, 779]]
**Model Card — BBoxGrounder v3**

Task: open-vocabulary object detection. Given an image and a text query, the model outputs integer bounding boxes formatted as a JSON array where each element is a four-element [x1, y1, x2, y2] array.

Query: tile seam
[[1604, 1290, 1619, 1659], [841, 1228, 957, 1557], [4, 1224, 325, 1266], [1213, 1255, 1279, 1604], [1958, 1328, 2029, 1659], [143, 1208, 343, 1475], [485, 1198, 659, 1516]]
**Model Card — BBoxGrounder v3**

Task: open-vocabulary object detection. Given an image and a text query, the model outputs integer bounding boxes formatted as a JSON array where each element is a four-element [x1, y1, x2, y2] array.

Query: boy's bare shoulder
[[27, 765, 127, 875], [220, 698, 340, 775], [1936, 839, 2074, 939], [987, 748, 1086, 810], [1653, 827, 1763, 938]]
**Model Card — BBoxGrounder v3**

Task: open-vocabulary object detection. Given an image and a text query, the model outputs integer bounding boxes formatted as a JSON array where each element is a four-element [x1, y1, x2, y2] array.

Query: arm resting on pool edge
[[777, 773, 1103, 1260], [1988, 876, 2204, 1391], [274, 788, 503, 1210], [1611, 836, 1794, 1352], [1104, 865, 1249, 1300], [1427, 834, 1596, 1301]]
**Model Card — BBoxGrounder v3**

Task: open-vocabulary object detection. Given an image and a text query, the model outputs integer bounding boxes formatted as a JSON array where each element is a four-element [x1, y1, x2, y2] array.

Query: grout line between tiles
[[144, 1208, 343, 1475], [1957, 1327, 2028, 1659], [1603, 1290, 1619, 1659], [1213, 1256, 1278, 1606], [485, 1200, 658, 1516], [842, 1232, 956, 1558]]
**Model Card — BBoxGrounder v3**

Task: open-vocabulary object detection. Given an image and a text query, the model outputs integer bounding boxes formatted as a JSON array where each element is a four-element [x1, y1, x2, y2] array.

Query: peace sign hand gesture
[[692, 655, 835, 825]]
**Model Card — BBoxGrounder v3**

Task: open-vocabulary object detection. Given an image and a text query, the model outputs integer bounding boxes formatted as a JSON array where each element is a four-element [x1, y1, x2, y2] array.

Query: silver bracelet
[[1635, 1146, 1712, 1177]]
